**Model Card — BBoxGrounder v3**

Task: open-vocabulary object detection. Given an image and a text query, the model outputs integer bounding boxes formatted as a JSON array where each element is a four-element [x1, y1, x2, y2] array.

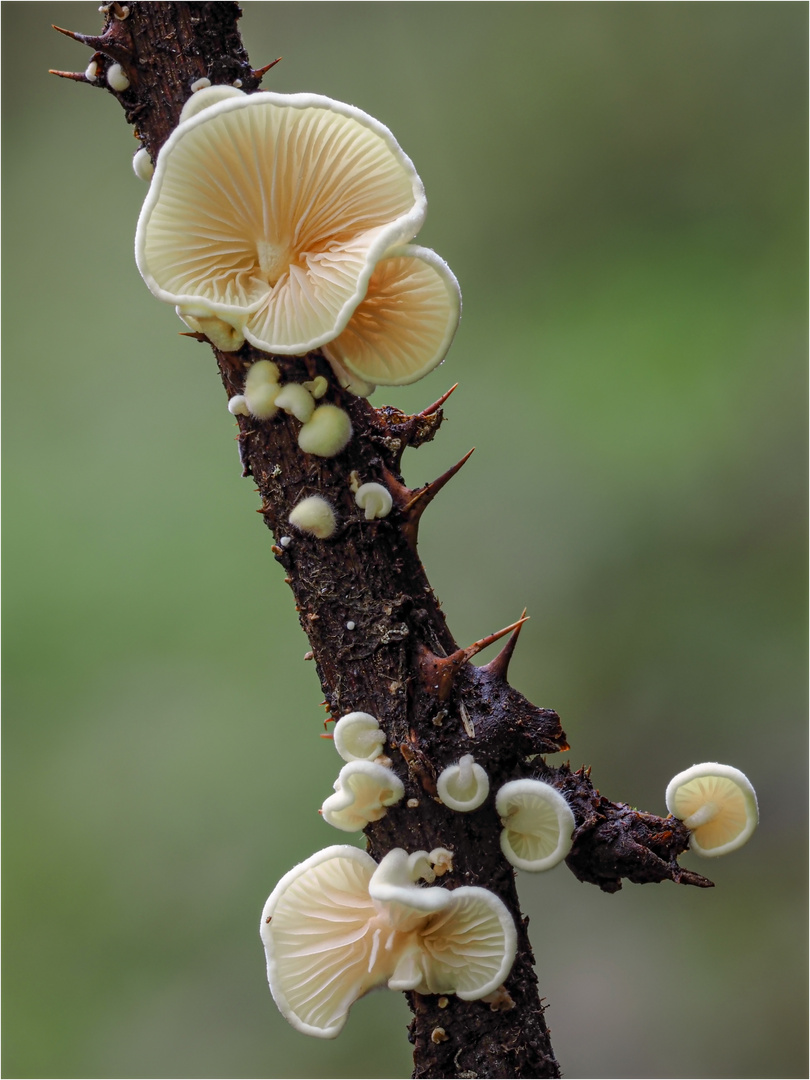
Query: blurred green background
[[3, 3, 806, 1077]]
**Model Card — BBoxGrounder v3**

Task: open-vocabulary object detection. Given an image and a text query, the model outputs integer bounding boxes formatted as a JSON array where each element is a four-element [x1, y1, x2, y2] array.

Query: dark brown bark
[[54, 5, 713, 1077]]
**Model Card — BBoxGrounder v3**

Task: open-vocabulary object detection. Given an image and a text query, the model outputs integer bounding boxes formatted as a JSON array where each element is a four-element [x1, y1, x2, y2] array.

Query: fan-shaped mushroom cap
[[260, 845, 381, 1038], [136, 93, 426, 356], [495, 779, 576, 872], [261, 845, 517, 1039], [437, 754, 490, 812], [323, 245, 461, 386], [332, 712, 386, 762], [321, 760, 404, 832], [665, 762, 758, 857]]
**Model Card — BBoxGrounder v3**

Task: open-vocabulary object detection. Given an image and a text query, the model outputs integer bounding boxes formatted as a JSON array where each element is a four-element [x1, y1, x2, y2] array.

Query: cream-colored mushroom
[[136, 92, 426, 357], [355, 482, 393, 520], [260, 845, 517, 1038], [323, 244, 461, 387], [288, 495, 337, 540], [665, 762, 758, 857], [132, 147, 154, 181], [297, 404, 352, 458], [321, 760, 404, 831], [106, 62, 130, 92], [177, 303, 246, 354], [227, 394, 250, 417], [243, 359, 281, 418], [495, 779, 576, 872], [179, 83, 245, 123], [274, 383, 316, 423], [332, 712, 386, 762], [436, 754, 490, 812]]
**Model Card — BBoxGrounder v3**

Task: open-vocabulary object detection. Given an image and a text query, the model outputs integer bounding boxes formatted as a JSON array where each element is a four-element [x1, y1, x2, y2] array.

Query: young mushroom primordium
[[261, 846, 517, 1038], [321, 760, 404, 832], [135, 92, 461, 388]]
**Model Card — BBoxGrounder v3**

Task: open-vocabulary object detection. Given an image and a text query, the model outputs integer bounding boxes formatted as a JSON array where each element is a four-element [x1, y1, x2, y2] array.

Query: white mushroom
[[273, 383, 316, 423], [355, 482, 393, 520], [84, 60, 98, 83], [288, 495, 337, 540], [332, 712, 386, 762], [106, 62, 130, 92], [302, 376, 329, 400], [495, 779, 576, 872], [136, 93, 426, 357], [297, 405, 352, 458], [665, 763, 758, 858], [436, 754, 490, 812], [321, 760, 404, 832], [178, 83, 245, 124], [243, 359, 281, 419], [176, 303, 246, 353], [260, 845, 517, 1038], [189, 76, 212, 93], [227, 394, 250, 417], [132, 147, 154, 181], [323, 245, 461, 387]]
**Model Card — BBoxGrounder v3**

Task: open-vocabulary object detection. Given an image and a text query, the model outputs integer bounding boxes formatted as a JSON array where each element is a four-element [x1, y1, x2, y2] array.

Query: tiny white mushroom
[[437, 754, 490, 812], [496, 779, 576, 872], [297, 404, 352, 458], [189, 76, 212, 92], [429, 847, 454, 876], [132, 147, 154, 181], [279, 536, 292, 548], [355, 482, 393, 520], [227, 394, 250, 417], [288, 495, 336, 540], [106, 62, 130, 92], [302, 375, 329, 400], [244, 359, 281, 419], [321, 760, 404, 831], [274, 382, 316, 423], [332, 712, 385, 762], [84, 60, 98, 82], [345, 620, 355, 630], [233, 78, 243, 88], [178, 83, 245, 123], [666, 762, 759, 858]]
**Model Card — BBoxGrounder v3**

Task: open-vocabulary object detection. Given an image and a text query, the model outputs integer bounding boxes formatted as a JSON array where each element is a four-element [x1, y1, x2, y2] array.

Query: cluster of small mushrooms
[[133, 79, 759, 1040]]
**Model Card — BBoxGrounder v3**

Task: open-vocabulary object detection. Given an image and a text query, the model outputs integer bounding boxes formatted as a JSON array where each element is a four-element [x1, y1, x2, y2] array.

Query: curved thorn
[[419, 383, 458, 418], [400, 448, 475, 549], [481, 608, 528, 682]]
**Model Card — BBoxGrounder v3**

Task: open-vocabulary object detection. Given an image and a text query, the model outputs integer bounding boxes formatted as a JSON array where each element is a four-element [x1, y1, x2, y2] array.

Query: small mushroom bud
[[106, 63, 130, 92], [355, 482, 393, 520], [288, 495, 337, 540], [274, 383, 316, 423], [244, 360, 281, 419], [297, 405, 352, 458], [227, 394, 250, 417], [132, 148, 154, 181]]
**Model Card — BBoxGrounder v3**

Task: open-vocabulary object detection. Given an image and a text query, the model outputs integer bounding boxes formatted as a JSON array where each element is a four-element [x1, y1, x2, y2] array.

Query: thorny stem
[[54, 4, 713, 1077]]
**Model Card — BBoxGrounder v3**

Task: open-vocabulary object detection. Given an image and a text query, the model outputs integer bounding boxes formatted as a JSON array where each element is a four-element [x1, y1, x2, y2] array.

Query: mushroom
[[136, 93, 426, 357], [132, 148, 154, 182], [323, 244, 461, 387], [260, 845, 517, 1038], [302, 376, 329, 400], [495, 779, 576, 872], [227, 394, 250, 417], [297, 404, 352, 458], [355, 482, 393, 520], [106, 62, 130, 92], [332, 712, 386, 763], [178, 83, 245, 124], [321, 760, 404, 831], [243, 359, 281, 418], [288, 496, 337, 540], [665, 762, 758, 857], [273, 383, 316, 424], [436, 754, 490, 812]]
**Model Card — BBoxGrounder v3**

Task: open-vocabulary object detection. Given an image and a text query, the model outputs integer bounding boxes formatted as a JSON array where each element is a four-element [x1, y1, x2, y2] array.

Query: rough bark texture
[[53, 5, 713, 1077]]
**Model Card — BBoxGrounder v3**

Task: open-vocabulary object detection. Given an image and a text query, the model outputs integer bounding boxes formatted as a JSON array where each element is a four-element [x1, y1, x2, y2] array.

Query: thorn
[[419, 383, 458, 417], [323, 717, 336, 730], [52, 24, 131, 63], [48, 69, 90, 82], [178, 331, 207, 341], [319, 733, 334, 740], [481, 608, 528, 682], [417, 614, 530, 701], [52, 24, 97, 44], [388, 448, 475, 549], [251, 57, 282, 81]]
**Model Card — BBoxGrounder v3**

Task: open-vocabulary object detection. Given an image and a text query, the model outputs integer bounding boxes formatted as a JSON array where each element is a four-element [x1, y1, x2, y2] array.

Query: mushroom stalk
[[56, 5, 717, 1078]]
